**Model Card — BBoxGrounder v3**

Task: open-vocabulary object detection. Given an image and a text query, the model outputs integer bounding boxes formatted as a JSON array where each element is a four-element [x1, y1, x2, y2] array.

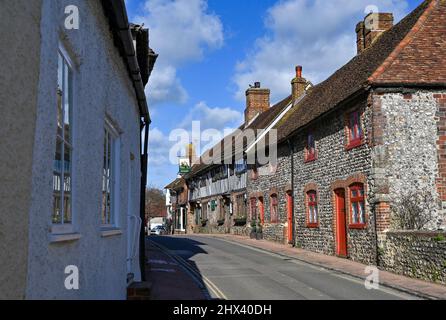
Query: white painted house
[[0, 0, 156, 299]]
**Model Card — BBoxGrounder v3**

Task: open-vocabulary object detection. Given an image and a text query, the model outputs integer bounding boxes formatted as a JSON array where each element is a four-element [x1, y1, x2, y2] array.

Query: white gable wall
[[26, 0, 141, 299]]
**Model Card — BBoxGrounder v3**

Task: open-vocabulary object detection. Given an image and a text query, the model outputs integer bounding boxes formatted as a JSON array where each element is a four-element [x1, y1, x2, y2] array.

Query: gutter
[[101, 0, 151, 121]]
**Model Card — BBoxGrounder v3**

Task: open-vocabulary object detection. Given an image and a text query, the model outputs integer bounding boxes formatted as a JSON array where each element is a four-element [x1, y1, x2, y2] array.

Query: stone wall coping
[[386, 230, 446, 237]]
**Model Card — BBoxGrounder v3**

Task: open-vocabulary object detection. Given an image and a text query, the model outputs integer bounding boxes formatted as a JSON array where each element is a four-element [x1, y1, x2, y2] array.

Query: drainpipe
[[370, 88, 380, 267], [140, 115, 150, 281], [287, 139, 296, 247]]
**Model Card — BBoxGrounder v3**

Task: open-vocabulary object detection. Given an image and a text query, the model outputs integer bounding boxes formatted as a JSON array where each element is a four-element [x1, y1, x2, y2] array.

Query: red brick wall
[[245, 88, 270, 124], [435, 93, 446, 201], [375, 202, 391, 232]]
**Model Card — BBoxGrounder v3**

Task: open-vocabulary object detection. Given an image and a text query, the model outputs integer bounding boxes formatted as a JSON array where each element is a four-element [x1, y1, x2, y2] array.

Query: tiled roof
[[184, 95, 292, 179], [276, 0, 436, 142], [164, 177, 185, 190]]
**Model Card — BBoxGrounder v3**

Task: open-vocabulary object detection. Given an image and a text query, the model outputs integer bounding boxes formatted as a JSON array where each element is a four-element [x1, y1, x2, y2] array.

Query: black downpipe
[[139, 116, 150, 281], [287, 139, 296, 247]]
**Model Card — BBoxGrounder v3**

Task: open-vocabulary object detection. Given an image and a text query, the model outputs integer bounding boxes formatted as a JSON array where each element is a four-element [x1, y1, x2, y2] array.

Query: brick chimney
[[356, 12, 393, 54], [291, 66, 307, 105], [245, 82, 270, 125]]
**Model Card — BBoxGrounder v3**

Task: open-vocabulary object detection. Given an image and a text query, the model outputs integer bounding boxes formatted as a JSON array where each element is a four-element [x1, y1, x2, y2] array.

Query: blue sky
[[126, 0, 422, 189]]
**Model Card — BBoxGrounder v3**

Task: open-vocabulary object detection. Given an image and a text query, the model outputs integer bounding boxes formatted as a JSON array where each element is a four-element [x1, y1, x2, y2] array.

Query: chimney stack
[[356, 12, 393, 54], [245, 82, 270, 125], [291, 65, 307, 105]]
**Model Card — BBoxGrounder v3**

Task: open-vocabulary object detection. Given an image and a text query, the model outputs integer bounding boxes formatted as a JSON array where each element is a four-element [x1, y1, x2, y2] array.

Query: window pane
[[54, 139, 62, 173], [106, 191, 111, 224], [314, 205, 318, 223], [102, 126, 117, 226], [64, 193, 71, 224], [107, 132, 112, 177], [63, 142, 71, 223], [63, 62, 71, 143], [52, 140, 63, 224], [57, 53, 63, 92], [352, 202, 359, 224], [360, 201, 365, 224], [52, 175, 61, 224], [57, 89, 63, 137]]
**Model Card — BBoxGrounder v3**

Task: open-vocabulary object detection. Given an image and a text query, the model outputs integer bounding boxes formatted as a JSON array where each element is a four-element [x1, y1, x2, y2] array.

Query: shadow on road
[[146, 235, 219, 300]]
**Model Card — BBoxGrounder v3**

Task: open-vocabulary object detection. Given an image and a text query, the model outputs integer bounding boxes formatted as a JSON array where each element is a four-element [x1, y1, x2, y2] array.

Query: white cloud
[[147, 65, 188, 105], [148, 127, 174, 167], [134, 0, 224, 106], [233, 0, 410, 102], [147, 102, 242, 169], [179, 101, 243, 132]]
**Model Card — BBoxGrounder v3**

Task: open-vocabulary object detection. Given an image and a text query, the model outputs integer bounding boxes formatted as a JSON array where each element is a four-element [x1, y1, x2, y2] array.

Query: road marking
[[192, 236, 422, 300], [148, 239, 228, 300], [150, 268, 176, 273], [148, 259, 178, 266]]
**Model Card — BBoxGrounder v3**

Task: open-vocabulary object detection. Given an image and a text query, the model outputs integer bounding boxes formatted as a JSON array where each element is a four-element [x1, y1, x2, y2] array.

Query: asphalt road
[[148, 235, 419, 300]]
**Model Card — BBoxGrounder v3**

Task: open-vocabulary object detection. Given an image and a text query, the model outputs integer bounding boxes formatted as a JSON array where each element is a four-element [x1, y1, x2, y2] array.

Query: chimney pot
[[296, 66, 302, 78], [291, 65, 307, 105]]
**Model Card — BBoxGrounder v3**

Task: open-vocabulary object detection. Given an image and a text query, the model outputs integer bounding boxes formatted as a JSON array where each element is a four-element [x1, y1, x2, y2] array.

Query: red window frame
[[306, 191, 319, 228], [346, 110, 363, 149], [270, 194, 279, 223], [305, 133, 317, 162], [250, 198, 257, 222], [349, 184, 366, 228]]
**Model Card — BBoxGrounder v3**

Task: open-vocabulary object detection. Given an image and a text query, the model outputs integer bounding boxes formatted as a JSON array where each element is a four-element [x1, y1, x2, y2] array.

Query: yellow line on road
[[147, 239, 228, 300]]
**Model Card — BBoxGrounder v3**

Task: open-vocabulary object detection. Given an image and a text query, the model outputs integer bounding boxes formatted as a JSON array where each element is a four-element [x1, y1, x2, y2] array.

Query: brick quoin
[[375, 202, 391, 232]]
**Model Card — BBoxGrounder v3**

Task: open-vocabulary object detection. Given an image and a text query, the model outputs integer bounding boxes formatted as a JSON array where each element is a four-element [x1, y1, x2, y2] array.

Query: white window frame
[[101, 118, 121, 230], [51, 44, 76, 236]]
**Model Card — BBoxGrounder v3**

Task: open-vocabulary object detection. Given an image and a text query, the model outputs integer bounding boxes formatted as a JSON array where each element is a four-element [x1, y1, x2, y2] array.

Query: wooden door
[[335, 189, 348, 257], [259, 197, 265, 225]]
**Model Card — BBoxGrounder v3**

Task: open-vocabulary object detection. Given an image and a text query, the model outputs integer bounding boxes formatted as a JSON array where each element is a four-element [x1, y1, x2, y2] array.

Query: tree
[[145, 187, 167, 221], [391, 191, 435, 230]]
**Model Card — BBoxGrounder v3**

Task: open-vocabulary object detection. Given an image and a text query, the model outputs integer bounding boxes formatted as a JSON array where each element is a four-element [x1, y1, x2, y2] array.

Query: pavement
[[147, 234, 445, 300]]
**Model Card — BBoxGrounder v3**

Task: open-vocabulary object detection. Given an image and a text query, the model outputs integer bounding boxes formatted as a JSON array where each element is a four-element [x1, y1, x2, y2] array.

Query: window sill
[[101, 228, 123, 238], [304, 156, 317, 163], [349, 224, 367, 230], [306, 223, 319, 229], [49, 233, 81, 244], [345, 139, 364, 151]]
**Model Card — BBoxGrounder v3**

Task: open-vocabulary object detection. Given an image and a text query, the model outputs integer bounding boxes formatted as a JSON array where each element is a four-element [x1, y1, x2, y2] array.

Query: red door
[[259, 198, 265, 225], [335, 189, 348, 257], [286, 193, 293, 243]]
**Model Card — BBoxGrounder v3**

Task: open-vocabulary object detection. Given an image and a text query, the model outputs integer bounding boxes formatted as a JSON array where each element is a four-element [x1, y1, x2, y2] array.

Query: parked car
[[150, 225, 167, 236]]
